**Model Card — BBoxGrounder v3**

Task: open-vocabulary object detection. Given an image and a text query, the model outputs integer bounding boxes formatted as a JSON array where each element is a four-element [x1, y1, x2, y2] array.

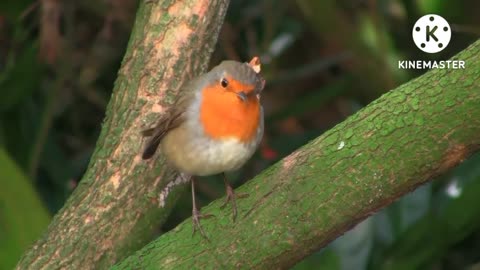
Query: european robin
[[142, 57, 265, 236]]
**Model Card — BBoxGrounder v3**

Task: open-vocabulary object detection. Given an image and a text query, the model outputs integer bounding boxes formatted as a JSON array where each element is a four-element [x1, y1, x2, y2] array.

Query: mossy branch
[[112, 40, 480, 269]]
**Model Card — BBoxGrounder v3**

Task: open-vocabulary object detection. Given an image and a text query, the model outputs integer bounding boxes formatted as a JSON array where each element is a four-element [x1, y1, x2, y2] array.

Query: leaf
[[0, 147, 50, 270]]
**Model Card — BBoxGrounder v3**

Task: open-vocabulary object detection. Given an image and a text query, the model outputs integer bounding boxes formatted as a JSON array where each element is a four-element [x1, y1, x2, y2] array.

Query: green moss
[[395, 118, 405, 128], [392, 92, 407, 104], [190, 14, 199, 26], [403, 113, 414, 125], [410, 97, 420, 110], [463, 76, 474, 87], [344, 128, 354, 139], [444, 97, 456, 107], [414, 115, 425, 126], [160, 0, 175, 9]]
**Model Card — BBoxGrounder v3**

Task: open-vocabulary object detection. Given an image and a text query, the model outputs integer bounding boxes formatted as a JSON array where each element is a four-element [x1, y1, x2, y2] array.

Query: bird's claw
[[192, 209, 214, 239], [220, 185, 249, 222]]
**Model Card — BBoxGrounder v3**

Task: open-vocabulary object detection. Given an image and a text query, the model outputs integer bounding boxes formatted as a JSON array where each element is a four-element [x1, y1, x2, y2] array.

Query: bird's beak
[[236, 91, 247, 102]]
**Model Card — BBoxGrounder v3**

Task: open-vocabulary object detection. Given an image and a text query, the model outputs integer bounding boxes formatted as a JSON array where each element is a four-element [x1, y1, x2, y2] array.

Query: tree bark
[[112, 40, 480, 269], [16, 1, 229, 269]]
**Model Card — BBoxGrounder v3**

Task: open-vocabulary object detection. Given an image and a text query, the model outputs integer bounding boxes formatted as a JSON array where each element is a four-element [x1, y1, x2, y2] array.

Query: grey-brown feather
[[141, 76, 203, 159], [211, 61, 265, 94]]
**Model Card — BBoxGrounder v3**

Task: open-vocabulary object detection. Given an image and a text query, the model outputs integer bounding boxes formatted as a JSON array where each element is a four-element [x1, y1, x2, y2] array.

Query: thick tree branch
[[16, 1, 229, 269], [112, 40, 480, 269]]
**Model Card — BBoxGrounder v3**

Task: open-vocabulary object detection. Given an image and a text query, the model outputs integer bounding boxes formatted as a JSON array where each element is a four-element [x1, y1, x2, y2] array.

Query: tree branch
[[112, 40, 480, 269], [16, 1, 230, 269]]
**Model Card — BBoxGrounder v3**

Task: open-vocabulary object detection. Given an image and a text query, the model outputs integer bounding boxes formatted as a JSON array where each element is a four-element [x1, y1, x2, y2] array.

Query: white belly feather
[[161, 127, 262, 176]]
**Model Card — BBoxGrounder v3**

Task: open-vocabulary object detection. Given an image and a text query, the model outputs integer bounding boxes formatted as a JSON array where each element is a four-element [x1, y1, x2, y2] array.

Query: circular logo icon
[[412, 14, 451, 53]]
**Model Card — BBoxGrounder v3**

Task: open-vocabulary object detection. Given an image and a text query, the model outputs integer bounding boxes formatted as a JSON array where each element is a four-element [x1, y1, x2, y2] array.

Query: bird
[[141, 57, 265, 236]]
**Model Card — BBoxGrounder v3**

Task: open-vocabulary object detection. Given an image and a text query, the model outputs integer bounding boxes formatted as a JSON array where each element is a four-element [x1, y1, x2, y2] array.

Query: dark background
[[1, 0, 479, 269]]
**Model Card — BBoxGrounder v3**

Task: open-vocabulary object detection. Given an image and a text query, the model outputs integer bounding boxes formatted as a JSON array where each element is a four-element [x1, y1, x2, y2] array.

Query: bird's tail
[[141, 128, 163, 159]]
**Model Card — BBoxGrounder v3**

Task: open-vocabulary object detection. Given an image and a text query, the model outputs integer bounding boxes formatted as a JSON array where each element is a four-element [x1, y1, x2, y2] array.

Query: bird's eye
[[221, 78, 229, 88]]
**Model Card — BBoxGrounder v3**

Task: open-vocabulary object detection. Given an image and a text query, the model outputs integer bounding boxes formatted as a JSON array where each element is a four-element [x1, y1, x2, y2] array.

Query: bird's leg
[[191, 178, 213, 239], [220, 173, 248, 222]]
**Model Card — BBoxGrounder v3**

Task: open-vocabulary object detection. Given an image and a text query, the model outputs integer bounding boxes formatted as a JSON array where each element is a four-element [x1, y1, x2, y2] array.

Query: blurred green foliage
[[0, 0, 479, 269], [0, 147, 50, 269]]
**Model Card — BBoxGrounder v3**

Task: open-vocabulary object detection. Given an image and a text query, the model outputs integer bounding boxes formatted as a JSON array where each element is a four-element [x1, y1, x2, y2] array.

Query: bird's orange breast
[[199, 85, 260, 142]]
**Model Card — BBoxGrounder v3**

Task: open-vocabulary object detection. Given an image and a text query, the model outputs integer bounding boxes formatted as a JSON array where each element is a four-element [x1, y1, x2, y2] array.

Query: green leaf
[[0, 147, 50, 270]]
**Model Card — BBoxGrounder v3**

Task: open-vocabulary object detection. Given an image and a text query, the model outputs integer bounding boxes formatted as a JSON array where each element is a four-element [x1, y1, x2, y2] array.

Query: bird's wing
[[141, 77, 201, 160]]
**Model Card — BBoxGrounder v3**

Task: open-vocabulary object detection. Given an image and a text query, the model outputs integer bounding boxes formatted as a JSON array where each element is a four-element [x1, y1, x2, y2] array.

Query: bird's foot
[[192, 208, 214, 239], [220, 184, 249, 222]]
